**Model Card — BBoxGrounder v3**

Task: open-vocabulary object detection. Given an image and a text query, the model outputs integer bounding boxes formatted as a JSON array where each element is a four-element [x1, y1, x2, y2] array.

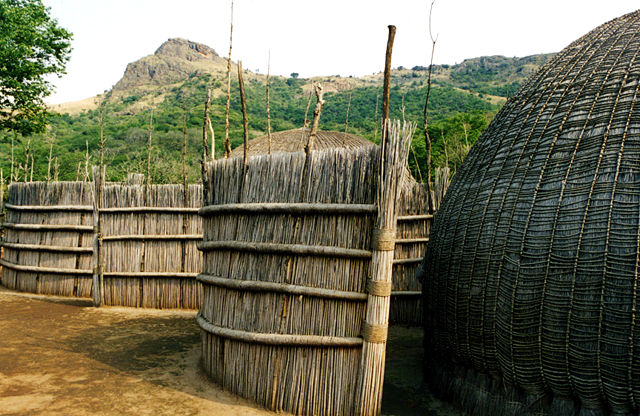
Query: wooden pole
[[10, 132, 14, 183], [355, 120, 412, 415], [303, 90, 313, 129], [224, 0, 234, 158], [382, 25, 396, 143], [46, 134, 54, 182], [305, 83, 325, 154], [182, 101, 188, 192], [146, 109, 154, 190], [92, 165, 104, 306], [266, 51, 273, 155], [99, 104, 105, 170], [344, 89, 352, 137], [202, 90, 211, 202], [424, 0, 437, 214], [238, 60, 249, 171]]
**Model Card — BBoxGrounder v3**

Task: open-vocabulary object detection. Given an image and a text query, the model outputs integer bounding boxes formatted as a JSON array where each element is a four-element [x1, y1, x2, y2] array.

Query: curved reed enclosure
[[424, 10, 640, 416], [231, 128, 430, 325], [199, 122, 411, 415], [1, 182, 94, 297]]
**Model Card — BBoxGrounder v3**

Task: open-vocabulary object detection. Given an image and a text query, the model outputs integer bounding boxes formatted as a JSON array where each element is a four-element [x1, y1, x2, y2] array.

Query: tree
[[290, 72, 299, 79], [0, 0, 72, 135]]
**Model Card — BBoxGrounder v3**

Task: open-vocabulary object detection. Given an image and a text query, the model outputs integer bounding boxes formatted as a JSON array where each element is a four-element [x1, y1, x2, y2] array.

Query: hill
[[0, 38, 555, 184]]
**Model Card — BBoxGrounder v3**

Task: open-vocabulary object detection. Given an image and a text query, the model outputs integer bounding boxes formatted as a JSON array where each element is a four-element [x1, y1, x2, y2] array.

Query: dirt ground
[[0, 287, 460, 416]]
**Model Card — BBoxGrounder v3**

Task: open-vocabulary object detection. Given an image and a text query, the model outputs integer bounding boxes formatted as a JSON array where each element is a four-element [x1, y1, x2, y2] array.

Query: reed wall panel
[[391, 178, 431, 326], [1, 182, 94, 297], [100, 184, 202, 309], [199, 148, 380, 415]]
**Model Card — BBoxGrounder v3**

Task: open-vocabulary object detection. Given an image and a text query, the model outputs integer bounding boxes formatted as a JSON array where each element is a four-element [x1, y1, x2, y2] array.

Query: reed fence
[[0, 182, 94, 297], [0, 178, 203, 309], [198, 120, 412, 415]]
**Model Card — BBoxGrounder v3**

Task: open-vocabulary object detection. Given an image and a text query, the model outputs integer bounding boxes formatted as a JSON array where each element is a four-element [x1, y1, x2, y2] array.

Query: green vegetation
[[0, 53, 553, 184], [0, 0, 72, 135]]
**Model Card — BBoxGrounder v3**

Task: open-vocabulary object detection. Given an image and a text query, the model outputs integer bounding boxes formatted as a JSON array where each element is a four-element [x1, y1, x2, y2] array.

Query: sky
[[42, 0, 640, 104]]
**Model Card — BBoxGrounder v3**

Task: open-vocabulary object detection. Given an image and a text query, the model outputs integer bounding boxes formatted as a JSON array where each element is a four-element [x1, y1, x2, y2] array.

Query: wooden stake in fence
[[237, 60, 249, 171], [355, 120, 412, 415], [10, 132, 15, 183], [224, 0, 234, 158], [92, 165, 104, 306], [303, 90, 313, 129], [266, 51, 273, 155], [423, 0, 437, 214], [305, 83, 325, 154], [146, 109, 153, 189], [381, 25, 396, 143]]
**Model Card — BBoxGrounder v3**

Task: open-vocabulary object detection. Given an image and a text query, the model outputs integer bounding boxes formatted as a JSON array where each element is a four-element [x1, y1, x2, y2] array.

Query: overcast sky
[[42, 0, 639, 104]]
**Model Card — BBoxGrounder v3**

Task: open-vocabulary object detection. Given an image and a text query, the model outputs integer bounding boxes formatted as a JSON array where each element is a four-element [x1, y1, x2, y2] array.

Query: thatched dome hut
[[229, 128, 375, 157], [424, 10, 640, 416], [233, 128, 431, 325]]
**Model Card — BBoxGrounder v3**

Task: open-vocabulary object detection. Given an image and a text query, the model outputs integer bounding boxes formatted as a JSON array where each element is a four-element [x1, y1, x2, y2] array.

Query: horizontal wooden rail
[[1, 241, 93, 253], [392, 257, 422, 265], [198, 273, 368, 301], [5, 203, 93, 212], [199, 202, 377, 216], [198, 240, 372, 259], [2, 223, 94, 232], [101, 234, 202, 241], [100, 207, 199, 214], [395, 237, 430, 244], [197, 313, 363, 347], [0, 258, 92, 275], [397, 214, 434, 222], [391, 291, 422, 297], [103, 271, 199, 278]]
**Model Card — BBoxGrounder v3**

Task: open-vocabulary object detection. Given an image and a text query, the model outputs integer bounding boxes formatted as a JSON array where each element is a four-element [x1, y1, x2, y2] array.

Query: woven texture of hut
[[232, 128, 430, 325], [424, 10, 640, 416]]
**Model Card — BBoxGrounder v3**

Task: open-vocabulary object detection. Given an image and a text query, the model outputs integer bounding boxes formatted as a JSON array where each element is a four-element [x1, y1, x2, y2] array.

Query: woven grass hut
[[424, 10, 640, 416], [231, 128, 430, 325]]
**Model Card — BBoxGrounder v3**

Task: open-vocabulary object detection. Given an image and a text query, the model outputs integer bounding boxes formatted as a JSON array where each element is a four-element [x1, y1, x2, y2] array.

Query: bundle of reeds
[[100, 183, 203, 308], [199, 121, 411, 415], [0, 181, 94, 297], [424, 9, 640, 416]]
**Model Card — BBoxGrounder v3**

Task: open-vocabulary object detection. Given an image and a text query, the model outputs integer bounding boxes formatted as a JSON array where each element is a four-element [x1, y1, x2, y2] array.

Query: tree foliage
[[0, 0, 72, 135]]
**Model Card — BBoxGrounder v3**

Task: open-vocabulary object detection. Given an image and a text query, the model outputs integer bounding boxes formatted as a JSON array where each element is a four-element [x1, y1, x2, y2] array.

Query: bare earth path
[[0, 287, 460, 416]]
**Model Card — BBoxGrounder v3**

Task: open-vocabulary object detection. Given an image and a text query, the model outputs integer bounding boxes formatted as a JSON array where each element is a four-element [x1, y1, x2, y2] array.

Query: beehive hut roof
[[229, 128, 375, 158], [424, 9, 640, 416]]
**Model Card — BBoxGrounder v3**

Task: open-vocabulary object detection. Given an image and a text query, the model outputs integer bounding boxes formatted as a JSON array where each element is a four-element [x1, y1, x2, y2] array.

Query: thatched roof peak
[[229, 128, 375, 158]]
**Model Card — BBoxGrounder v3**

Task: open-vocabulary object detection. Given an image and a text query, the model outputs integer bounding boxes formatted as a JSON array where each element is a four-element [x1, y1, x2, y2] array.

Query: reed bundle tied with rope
[[99, 183, 203, 308], [424, 9, 640, 416], [199, 120, 412, 416], [1, 181, 94, 297]]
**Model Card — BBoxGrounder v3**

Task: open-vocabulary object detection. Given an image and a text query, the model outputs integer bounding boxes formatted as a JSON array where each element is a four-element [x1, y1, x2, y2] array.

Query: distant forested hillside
[[0, 38, 554, 184]]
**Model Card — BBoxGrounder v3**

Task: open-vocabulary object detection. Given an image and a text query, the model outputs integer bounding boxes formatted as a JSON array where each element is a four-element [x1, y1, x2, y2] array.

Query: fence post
[[92, 166, 104, 306], [355, 120, 411, 415]]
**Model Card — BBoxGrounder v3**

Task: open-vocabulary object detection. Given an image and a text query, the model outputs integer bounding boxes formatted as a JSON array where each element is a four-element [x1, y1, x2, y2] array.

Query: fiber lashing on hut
[[101, 184, 202, 309], [200, 148, 380, 415], [1, 182, 94, 297], [424, 10, 640, 416]]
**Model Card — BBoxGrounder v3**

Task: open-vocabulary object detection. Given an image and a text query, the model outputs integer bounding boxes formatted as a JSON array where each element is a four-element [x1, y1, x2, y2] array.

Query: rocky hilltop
[[112, 38, 228, 92]]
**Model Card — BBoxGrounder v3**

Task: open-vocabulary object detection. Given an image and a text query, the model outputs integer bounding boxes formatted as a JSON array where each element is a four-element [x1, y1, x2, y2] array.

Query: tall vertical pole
[[92, 165, 104, 306]]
